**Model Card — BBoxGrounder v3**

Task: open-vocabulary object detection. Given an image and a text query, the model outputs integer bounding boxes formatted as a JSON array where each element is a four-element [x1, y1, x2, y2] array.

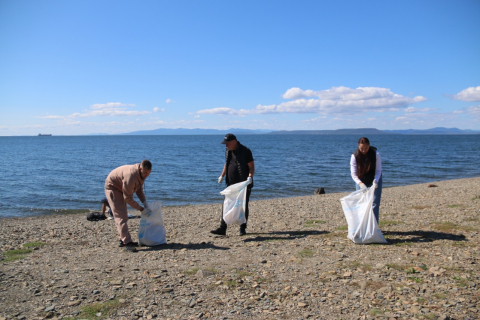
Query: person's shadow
[[140, 241, 230, 251], [383, 230, 466, 245], [242, 230, 329, 243]]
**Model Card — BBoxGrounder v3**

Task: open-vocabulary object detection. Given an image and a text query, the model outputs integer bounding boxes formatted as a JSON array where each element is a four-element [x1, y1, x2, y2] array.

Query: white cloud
[[38, 115, 64, 119], [404, 106, 436, 113], [452, 105, 480, 115], [465, 105, 480, 115], [451, 86, 480, 102], [90, 102, 135, 109], [165, 99, 176, 103], [197, 86, 427, 115], [197, 107, 250, 115], [460, 104, 480, 116], [282, 86, 418, 101], [153, 107, 165, 112], [304, 116, 326, 122], [40, 102, 151, 119]]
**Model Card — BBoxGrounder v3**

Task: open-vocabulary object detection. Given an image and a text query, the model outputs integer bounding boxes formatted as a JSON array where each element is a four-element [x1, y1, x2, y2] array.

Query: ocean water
[[0, 134, 479, 218]]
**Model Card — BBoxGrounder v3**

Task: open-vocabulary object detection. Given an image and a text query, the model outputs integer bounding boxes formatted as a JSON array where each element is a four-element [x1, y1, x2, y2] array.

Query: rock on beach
[[0, 177, 479, 319]]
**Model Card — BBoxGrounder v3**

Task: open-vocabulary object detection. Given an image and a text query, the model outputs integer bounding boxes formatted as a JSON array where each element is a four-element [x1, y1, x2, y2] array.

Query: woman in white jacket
[[350, 137, 383, 223]]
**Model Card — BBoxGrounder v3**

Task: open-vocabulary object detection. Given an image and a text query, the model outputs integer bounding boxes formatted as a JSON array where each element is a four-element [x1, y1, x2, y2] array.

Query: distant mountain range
[[121, 127, 479, 135], [268, 128, 390, 135], [383, 127, 480, 134], [270, 127, 480, 135]]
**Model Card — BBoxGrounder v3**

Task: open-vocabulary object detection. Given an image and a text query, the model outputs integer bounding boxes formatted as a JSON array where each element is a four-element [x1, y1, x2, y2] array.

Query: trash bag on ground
[[138, 200, 166, 246], [340, 186, 387, 244], [220, 180, 249, 225]]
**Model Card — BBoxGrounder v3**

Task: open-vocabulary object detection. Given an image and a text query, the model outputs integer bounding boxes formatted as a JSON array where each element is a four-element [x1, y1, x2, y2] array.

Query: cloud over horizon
[[451, 86, 480, 102], [38, 102, 151, 119], [197, 86, 427, 115]]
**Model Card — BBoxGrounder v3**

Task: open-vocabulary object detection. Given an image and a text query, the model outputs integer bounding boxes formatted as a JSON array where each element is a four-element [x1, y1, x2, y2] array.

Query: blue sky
[[1, 0, 479, 135]]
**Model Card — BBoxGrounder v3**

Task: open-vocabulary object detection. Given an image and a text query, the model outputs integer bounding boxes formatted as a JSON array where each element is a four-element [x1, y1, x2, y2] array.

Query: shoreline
[[2, 176, 479, 220], [1, 177, 479, 319]]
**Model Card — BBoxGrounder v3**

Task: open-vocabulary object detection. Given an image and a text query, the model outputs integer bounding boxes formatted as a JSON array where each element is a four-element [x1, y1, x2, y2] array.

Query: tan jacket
[[104, 164, 146, 211]]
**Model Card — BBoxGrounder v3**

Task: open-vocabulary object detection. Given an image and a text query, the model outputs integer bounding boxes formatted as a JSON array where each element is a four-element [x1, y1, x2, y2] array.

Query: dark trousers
[[220, 187, 251, 229]]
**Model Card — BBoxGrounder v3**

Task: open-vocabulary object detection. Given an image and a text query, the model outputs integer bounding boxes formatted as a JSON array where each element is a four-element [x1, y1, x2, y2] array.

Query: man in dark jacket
[[211, 134, 255, 236]]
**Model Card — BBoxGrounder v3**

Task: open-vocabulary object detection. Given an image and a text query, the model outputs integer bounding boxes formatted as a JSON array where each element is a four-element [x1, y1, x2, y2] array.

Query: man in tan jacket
[[105, 160, 152, 252]]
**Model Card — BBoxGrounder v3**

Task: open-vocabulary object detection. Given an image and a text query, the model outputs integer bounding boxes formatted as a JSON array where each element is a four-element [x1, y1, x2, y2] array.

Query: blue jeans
[[356, 175, 382, 223]]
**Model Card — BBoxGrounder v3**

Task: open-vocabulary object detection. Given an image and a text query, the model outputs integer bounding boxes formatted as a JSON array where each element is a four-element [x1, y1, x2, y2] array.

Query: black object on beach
[[314, 188, 326, 195], [87, 212, 107, 221]]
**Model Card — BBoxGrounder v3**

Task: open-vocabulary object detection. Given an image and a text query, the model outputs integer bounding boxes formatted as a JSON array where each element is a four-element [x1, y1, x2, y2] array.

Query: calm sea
[[0, 134, 479, 218]]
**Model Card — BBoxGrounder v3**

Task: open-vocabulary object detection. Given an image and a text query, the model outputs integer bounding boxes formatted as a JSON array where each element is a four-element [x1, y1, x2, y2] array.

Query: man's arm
[[218, 163, 227, 184], [123, 178, 144, 211], [247, 161, 255, 177]]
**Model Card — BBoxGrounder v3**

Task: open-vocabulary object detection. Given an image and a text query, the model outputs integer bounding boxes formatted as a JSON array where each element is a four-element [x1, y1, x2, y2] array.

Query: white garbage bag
[[340, 186, 387, 244], [220, 180, 249, 225], [138, 200, 167, 246]]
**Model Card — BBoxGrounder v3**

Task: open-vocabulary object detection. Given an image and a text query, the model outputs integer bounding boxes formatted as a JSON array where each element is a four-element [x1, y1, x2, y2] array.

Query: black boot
[[239, 225, 247, 236], [210, 226, 227, 236]]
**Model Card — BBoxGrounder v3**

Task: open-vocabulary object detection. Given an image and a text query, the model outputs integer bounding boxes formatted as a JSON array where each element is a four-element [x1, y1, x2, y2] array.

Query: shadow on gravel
[[243, 230, 329, 243], [383, 230, 467, 245], [141, 242, 230, 251]]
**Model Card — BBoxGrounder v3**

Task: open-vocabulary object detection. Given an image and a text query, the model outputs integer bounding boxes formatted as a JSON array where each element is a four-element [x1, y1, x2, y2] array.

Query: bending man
[[105, 160, 152, 251]]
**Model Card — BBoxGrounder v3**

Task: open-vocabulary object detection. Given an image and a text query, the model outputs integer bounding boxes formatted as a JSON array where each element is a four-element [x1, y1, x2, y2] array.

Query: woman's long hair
[[356, 137, 371, 179]]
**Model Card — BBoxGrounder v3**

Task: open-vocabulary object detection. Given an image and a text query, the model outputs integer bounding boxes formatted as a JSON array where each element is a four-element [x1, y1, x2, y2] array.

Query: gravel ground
[[1, 177, 479, 320]]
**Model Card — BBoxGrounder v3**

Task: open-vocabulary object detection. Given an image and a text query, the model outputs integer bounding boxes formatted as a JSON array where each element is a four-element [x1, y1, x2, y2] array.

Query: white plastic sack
[[220, 180, 249, 225], [138, 200, 167, 246], [340, 186, 387, 244]]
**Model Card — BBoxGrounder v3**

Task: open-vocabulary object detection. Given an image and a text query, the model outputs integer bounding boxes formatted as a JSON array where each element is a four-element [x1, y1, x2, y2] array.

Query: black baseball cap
[[221, 133, 237, 144]]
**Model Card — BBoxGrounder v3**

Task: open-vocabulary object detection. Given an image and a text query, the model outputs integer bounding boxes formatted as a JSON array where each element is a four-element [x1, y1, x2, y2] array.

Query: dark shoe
[[125, 243, 137, 252], [119, 241, 138, 247], [239, 226, 246, 236], [210, 227, 227, 236]]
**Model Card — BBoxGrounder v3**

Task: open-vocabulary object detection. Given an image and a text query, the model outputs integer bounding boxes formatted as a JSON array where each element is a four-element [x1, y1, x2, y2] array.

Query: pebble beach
[[1, 177, 479, 320]]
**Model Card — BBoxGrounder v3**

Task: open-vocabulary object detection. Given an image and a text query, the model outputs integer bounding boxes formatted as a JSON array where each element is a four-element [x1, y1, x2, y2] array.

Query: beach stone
[[409, 306, 421, 313], [428, 266, 446, 276], [358, 281, 367, 290], [378, 286, 391, 293], [196, 269, 215, 278]]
